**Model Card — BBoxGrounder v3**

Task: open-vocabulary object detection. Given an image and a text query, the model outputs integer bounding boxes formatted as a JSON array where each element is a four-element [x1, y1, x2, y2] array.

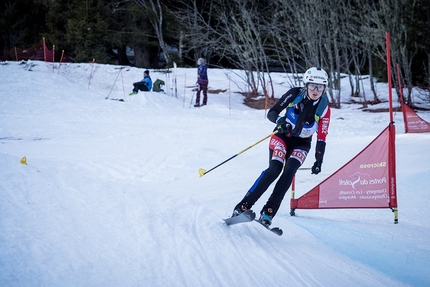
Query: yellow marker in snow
[[20, 156, 27, 165]]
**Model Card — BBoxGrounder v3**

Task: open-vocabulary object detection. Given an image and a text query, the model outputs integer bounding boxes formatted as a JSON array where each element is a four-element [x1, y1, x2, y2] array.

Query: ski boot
[[258, 208, 273, 226], [232, 203, 249, 217]]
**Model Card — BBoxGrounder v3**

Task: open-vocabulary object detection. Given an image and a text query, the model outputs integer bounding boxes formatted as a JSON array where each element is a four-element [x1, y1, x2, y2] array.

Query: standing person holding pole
[[194, 58, 209, 107], [231, 67, 331, 227]]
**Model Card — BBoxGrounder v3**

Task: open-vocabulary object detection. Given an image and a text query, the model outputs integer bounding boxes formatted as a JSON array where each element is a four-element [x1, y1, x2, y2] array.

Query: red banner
[[401, 102, 430, 133], [291, 125, 397, 210]]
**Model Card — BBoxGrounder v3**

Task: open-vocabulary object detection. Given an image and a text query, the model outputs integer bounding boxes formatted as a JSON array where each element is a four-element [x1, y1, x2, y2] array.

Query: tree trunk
[[368, 50, 380, 104], [116, 46, 131, 66], [133, 46, 151, 68]]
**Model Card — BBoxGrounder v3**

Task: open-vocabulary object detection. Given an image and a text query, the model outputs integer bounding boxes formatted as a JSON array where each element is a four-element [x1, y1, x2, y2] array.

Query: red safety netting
[[1, 41, 44, 61], [0, 39, 71, 63]]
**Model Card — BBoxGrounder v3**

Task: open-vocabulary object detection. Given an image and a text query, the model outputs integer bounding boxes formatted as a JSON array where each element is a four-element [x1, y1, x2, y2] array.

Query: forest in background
[[1, 0, 429, 106]]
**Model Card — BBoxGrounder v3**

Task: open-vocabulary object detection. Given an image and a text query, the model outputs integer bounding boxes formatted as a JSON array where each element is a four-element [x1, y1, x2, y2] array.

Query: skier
[[194, 58, 209, 107], [231, 67, 331, 226], [129, 70, 152, 95]]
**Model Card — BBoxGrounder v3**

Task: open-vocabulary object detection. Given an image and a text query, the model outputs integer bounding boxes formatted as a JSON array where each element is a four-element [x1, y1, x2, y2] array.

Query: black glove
[[311, 141, 326, 175], [276, 117, 292, 135], [311, 161, 322, 174]]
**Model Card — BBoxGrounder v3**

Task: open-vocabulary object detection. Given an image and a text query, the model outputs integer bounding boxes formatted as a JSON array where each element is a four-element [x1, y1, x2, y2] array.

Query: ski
[[223, 210, 283, 236], [223, 210, 256, 226], [254, 219, 283, 236]]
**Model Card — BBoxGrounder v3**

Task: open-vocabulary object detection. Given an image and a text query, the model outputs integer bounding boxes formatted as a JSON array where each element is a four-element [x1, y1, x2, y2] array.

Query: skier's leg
[[261, 148, 307, 217], [234, 160, 283, 211], [234, 138, 287, 212]]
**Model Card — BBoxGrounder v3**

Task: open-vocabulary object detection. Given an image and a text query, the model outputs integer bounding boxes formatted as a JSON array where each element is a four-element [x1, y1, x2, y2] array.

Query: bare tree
[[133, 0, 170, 64], [365, 0, 420, 106], [269, 0, 343, 106], [164, 0, 428, 105], [170, 0, 217, 62], [174, 0, 274, 96]]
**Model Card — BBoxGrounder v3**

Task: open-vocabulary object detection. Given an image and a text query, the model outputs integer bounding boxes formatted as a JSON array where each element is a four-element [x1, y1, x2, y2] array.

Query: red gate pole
[[386, 32, 398, 223]]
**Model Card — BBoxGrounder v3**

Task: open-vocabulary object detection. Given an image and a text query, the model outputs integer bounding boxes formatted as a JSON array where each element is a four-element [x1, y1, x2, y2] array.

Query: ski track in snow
[[1, 61, 429, 286]]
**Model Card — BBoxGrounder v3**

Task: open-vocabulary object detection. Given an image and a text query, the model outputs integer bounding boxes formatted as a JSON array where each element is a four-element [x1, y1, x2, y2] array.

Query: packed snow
[[1, 60, 430, 287]]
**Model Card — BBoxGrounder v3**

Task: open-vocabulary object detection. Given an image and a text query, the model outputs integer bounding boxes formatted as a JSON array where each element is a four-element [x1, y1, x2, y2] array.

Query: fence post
[[88, 59, 95, 89]]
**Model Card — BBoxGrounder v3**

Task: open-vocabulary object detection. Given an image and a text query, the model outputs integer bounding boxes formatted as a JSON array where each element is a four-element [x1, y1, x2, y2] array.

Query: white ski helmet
[[303, 67, 328, 86]]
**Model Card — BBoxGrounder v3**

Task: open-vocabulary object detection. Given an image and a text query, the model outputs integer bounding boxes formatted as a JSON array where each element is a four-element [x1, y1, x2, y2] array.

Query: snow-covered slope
[[1, 61, 429, 287]]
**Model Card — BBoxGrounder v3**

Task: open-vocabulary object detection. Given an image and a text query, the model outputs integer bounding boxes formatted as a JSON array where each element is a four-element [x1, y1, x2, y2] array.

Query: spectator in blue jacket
[[129, 70, 152, 95]]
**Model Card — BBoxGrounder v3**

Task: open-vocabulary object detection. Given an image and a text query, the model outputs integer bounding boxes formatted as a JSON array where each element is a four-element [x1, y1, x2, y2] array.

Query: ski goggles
[[307, 83, 325, 92]]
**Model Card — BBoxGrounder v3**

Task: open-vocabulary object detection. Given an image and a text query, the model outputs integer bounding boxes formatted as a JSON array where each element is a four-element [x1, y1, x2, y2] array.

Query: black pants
[[195, 82, 208, 105], [133, 82, 149, 92], [235, 135, 311, 217]]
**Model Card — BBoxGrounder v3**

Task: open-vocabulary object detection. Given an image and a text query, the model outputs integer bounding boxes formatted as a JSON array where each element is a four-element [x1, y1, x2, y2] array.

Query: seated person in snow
[[129, 70, 152, 95]]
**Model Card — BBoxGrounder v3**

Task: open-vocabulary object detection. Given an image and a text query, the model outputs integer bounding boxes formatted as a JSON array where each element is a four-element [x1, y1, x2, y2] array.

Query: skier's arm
[[312, 105, 331, 174], [311, 141, 326, 175], [316, 105, 330, 142], [267, 87, 300, 123]]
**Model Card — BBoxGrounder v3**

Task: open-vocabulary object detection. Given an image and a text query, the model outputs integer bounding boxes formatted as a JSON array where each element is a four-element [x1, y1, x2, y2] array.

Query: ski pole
[[199, 130, 278, 177], [189, 84, 199, 107], [189, 89, 196, 108]]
